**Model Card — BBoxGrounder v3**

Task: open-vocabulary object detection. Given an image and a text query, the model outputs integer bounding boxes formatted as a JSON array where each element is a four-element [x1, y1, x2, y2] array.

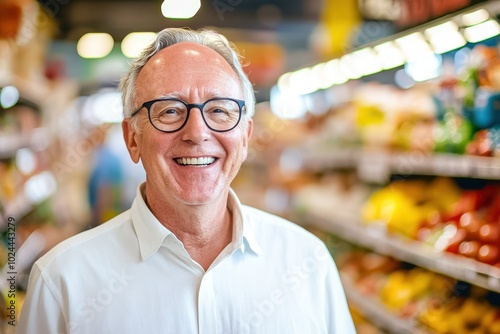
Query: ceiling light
[[287, 68, 318, 95], [463, 19, 500, 43], [277, 72, 292, 92], [310, 62, 335, 90], [462, 9, 490, 26], [77, 33, 114, 59], [351, 48, 382, 76], [161, 0, 200, 19], [395, 32, 434, 62], [373, 41, 406, 69], [425, 21, 466, 54], [121, 32, 156, 58], [339, 54, 362, 80], [324, 59, 348, 85]]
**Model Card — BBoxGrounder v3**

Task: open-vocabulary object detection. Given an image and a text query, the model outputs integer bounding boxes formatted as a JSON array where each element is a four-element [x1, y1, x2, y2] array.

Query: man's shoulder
[[35, 210, 133, 270]]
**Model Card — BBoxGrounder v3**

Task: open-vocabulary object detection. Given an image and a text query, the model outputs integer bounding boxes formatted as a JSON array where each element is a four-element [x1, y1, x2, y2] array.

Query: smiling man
[[18, 28, 356, 334]]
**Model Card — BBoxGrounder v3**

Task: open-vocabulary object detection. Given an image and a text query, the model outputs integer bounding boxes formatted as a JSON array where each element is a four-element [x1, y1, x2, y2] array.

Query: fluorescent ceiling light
[[374, 41, 406, 69], [351, 48, 382, 76], [425, 21, 466, 54], [121, 32, 157, 58], [395, 32, 434, 61], [462, 9, 490, 26], [339, 54, 362, 80], [277, 72, 291, 92], [324, 59, 348, 85], [464, 19, 500, 43], [310, 63, 333, 90], [77, 33, 114, 59], [161, 0, 200, 19], [288, 68, 318, 95]]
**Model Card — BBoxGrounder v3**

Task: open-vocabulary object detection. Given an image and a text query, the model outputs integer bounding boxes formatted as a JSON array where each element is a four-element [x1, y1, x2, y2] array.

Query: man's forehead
[[146, 42, 230, 68]]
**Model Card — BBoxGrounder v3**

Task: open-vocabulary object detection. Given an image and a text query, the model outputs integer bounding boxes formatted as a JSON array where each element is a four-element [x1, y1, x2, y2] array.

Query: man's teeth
[[176, 157, 215, 166]]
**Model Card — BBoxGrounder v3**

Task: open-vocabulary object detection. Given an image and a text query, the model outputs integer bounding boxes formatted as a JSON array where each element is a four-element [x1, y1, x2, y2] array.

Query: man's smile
[[174, 157, 216, 166]]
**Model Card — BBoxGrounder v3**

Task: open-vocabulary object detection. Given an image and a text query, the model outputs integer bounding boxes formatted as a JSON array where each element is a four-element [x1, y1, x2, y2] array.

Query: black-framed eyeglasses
[[130, 97, 245, 133]]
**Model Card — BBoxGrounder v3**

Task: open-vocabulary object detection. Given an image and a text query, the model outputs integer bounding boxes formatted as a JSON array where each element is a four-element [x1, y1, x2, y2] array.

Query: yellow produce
[[427, 177, 462, 213], [460, 298, 490, 327], [362, 186, 423, 238]]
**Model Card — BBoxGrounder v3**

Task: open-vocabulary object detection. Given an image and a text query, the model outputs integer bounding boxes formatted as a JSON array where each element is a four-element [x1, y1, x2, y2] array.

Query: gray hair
[[119, 28, 255, 132]]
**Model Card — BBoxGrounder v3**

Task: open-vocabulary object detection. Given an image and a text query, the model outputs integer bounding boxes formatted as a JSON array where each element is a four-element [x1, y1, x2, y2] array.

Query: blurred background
[[1, 0, 500, 333]]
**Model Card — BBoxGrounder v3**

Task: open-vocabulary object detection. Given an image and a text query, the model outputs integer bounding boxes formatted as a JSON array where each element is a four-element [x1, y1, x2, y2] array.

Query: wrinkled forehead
[[134, 42, 243, 101], [141, 42, 237, 78]]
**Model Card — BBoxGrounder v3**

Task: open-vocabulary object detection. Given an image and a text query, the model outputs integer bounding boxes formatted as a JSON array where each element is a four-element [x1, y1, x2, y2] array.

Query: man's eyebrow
[[155, 92, 228, 101], [156, 92, 183, 99]]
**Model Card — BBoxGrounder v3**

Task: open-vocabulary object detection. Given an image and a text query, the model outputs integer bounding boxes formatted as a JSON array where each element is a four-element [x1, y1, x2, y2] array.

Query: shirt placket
[[198, 271, 218, 334]]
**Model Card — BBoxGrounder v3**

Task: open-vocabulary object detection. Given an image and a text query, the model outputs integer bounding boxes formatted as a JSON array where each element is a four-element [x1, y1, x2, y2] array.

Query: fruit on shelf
[[458, 240, 481, 259], [480, 223, 500, 244], [477, 244, 500, 265], [485, 193, 500, 223], [482, 309, 500, 334], [444, 227, 467, 254], [433, 112, 474, 154], [419, 296, 500, 334], [458, 212, 483, 240], [362, 178, 500, 266], [466, 129, 496, 156], [361, 185, 424, 238]]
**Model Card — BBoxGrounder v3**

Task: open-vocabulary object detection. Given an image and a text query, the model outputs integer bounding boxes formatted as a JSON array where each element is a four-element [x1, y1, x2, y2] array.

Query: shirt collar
[[228, 188, 263, 256], [130, 184, 263, 261], [130, 184, 171, 261]]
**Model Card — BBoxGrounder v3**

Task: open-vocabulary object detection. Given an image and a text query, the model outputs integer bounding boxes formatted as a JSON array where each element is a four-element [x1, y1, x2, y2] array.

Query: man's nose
[[180, 108, 211, 143]]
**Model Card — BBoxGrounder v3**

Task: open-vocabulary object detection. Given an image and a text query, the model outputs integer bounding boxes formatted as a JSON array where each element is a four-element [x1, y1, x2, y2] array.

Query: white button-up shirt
[[17, 186, 356, 334]]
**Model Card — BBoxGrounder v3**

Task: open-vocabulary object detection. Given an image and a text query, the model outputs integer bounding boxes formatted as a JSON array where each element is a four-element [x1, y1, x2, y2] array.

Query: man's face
[[123, 42, 253, 206]]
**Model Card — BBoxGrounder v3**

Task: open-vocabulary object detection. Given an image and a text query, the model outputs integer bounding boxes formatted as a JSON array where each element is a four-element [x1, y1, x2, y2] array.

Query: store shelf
[[0, 171, 57, 230], [342, 278, 428, 334], [300, 148, 500, 182], [0, 128, 49, 158], [304, 210, 500, 293]]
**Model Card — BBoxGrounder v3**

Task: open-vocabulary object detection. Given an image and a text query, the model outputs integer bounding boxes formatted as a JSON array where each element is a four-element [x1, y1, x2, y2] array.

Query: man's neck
[[143, 185, 233, 271]]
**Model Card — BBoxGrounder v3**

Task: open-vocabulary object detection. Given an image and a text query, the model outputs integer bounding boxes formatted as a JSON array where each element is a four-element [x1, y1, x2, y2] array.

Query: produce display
[[361, 177, 500, 268], [276, 36, 500, 333], [338, 249, 500, 334]]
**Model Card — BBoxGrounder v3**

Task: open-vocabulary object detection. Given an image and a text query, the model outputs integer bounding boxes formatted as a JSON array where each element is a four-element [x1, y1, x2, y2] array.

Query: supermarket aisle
[[2, 0, 500, 333]]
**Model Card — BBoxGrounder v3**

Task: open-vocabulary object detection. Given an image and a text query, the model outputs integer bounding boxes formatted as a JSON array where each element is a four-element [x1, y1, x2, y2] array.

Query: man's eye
[[160, 108, 179, 115]]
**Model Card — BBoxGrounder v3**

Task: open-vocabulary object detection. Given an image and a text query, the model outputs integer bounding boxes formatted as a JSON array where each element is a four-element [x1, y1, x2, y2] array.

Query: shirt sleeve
[[16, 264, 67, 334], [323, 246, 357, 334]]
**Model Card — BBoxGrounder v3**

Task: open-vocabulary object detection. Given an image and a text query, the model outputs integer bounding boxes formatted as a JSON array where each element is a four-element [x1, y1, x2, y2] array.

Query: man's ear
[[122, 118, 141, 164], [241, 118, 253, 161], [246, 118, 253, 142]]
